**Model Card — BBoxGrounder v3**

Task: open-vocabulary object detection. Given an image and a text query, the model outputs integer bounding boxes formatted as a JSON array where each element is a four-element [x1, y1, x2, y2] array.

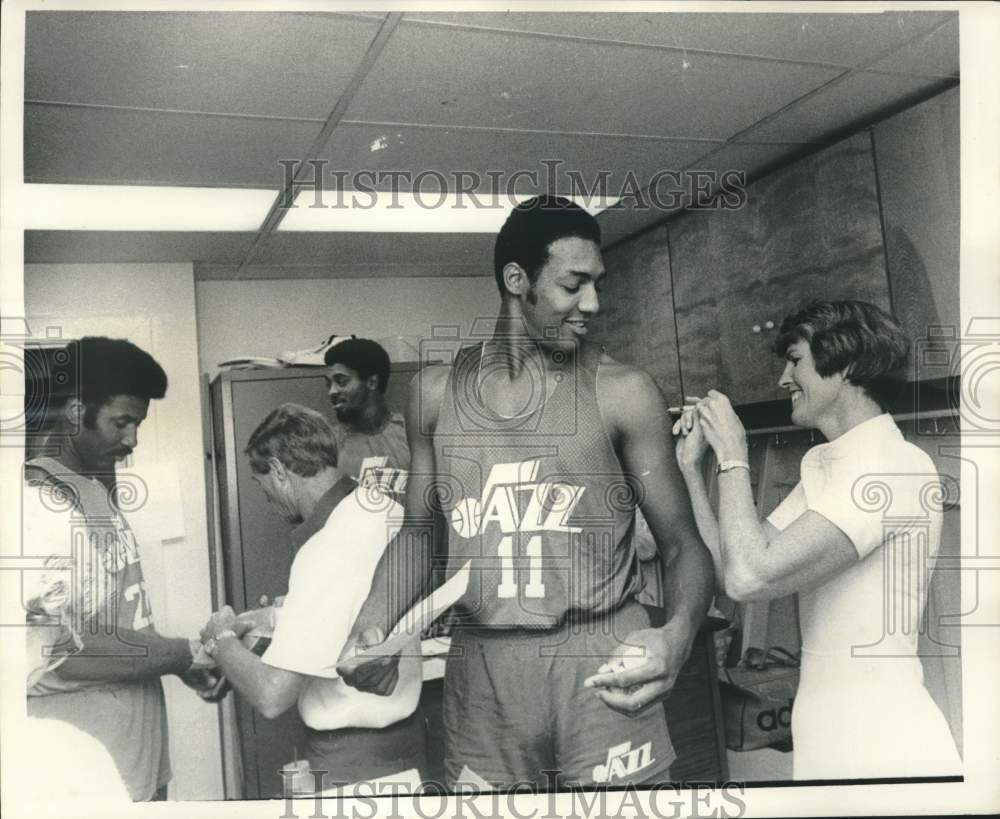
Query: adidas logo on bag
[[756, 698, 794, 732]]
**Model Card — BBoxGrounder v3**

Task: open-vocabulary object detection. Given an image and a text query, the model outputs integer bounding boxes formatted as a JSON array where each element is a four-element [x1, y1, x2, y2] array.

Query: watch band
[[716, 459, 750, 476], [204, 628, 238, 657]]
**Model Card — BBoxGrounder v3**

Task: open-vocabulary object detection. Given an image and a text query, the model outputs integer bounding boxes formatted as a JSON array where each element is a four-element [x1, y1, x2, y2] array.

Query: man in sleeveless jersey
[[325, 338, 409, 497], [338, 197, 714, 789], [23, 337, 224, 801]]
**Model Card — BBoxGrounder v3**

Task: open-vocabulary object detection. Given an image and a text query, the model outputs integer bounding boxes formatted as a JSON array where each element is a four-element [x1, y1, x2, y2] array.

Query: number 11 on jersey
[[497, 534, 546, 598]]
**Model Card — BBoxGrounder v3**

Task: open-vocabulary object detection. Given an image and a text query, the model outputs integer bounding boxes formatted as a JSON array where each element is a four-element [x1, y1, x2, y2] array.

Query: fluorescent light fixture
[[20, 183, 619, 233], [23, 184, 277, 231], [278, 190, 620, 233]]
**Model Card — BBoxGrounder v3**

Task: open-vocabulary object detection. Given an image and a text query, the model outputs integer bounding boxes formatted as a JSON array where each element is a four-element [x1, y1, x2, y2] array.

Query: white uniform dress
[[766, 414, 961, 779]]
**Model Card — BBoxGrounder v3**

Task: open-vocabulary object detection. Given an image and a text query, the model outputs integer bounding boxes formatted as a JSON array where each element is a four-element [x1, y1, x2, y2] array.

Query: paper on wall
[[120, 460, 185, 543]]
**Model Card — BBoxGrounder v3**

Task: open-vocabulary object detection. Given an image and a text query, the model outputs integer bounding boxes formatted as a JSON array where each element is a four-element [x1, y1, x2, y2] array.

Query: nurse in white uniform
[[674, 299, 960, 779]]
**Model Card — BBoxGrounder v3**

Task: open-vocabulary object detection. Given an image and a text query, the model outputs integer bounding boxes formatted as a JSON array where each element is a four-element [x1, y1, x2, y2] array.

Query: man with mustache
[[324, 337, 409, 497], [23, 336, 223, 801]]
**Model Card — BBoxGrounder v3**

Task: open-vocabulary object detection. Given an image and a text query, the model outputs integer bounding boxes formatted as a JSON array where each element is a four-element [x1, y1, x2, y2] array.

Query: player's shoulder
[[409, 363, 451, 408], [594, 352, 668, 436], [404, 363, 452, 437], [595, 351, 663, 401], [414, 362, 452, 389]]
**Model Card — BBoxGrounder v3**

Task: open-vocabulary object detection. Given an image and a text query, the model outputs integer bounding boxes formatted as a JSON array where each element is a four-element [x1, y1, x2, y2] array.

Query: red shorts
[[442, 600, 675, 789]]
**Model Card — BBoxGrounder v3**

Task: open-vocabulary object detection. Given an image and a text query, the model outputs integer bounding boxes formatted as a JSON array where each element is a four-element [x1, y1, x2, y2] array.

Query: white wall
[[195, 276, 499, 376], [24, 262, 222, 801]]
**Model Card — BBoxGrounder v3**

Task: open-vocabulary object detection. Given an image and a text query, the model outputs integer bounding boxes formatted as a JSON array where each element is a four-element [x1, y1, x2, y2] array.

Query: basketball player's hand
[[582, 623, 692, 715], [335, 626, 400, 696], [180, 665, 229, 703]]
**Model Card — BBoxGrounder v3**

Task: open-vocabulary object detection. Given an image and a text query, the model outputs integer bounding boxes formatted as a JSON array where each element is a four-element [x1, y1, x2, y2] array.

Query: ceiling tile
[[25, 11, 382, 118], [25, 231, 257, 264], [867, 15, 958, 78], [25, 104, 318, 187], [735, 72, 955, 145], [402, 11, 951, 67], [319, 123, 711, 197], [346, 25, 841, 140]]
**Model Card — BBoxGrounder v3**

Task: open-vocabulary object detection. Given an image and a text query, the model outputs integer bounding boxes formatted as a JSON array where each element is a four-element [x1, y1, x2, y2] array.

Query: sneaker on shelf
[[278, 334, 355, 367]]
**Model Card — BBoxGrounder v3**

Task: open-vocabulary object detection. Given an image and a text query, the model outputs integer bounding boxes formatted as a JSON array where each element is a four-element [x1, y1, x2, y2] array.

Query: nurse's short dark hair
[[775, 300, 910, 409], [245, 403, 338, 476]]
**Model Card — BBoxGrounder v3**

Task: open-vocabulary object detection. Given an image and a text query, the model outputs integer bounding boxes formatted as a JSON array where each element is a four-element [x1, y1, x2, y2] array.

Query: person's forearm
[[661, 534, 714, 642], [716, 469, 770, 596], [55, 629, 192, 682], [354, 520, 438, 636], [679, 465, 724, 587], [212, 638, 295, 719]]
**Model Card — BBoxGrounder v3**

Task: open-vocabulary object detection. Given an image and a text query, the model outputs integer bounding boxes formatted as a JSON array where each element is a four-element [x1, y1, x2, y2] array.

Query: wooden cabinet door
[[668, 208, 726, 401], [873, 87, 960, 383], [670, 132, 892, 406], [718, 132, 892, 403], [599, 226, 683, 405]]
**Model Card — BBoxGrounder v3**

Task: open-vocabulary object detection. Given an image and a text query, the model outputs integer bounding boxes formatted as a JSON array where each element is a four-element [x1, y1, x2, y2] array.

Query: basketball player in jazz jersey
[[338, 196, 714, 789], [324, 338, 409, 497]]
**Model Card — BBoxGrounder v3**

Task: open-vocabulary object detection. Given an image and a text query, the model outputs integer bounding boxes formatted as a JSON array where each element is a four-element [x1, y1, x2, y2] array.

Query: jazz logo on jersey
[[592, 741, 655, 784], [449, 460, 584, 538], [449, 460, 585, 600], [357, 456, 408, 494]]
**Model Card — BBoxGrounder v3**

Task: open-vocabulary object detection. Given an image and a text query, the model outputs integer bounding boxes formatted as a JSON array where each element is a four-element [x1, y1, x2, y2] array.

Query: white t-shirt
[[261, 484, 422, 730], [766, 414, 960, 778], [767, 413, 944, 658]]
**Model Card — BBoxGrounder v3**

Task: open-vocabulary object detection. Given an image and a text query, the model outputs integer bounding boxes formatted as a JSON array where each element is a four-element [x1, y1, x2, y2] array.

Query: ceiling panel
[[320, 123, 712, 196], [19, 9, 962, 280], [25, 11, 382, 118], [346, 25, 841, 140], [25, 105, 318, 187], [402, 11, 951, 68], [734, 72, 955, 145], [25, 231, 257, 263], [868, 15, 959, 78]]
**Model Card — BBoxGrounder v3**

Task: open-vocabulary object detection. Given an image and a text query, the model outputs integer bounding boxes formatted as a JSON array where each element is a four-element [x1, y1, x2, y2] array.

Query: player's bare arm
[[585, 359, 715, 714], [53, 628, 196, 682], [336, 364, 450, 694]]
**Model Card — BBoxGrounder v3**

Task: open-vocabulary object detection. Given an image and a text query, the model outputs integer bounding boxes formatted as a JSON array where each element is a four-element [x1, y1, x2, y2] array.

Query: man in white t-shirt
[[199, 403, 426, 791]]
